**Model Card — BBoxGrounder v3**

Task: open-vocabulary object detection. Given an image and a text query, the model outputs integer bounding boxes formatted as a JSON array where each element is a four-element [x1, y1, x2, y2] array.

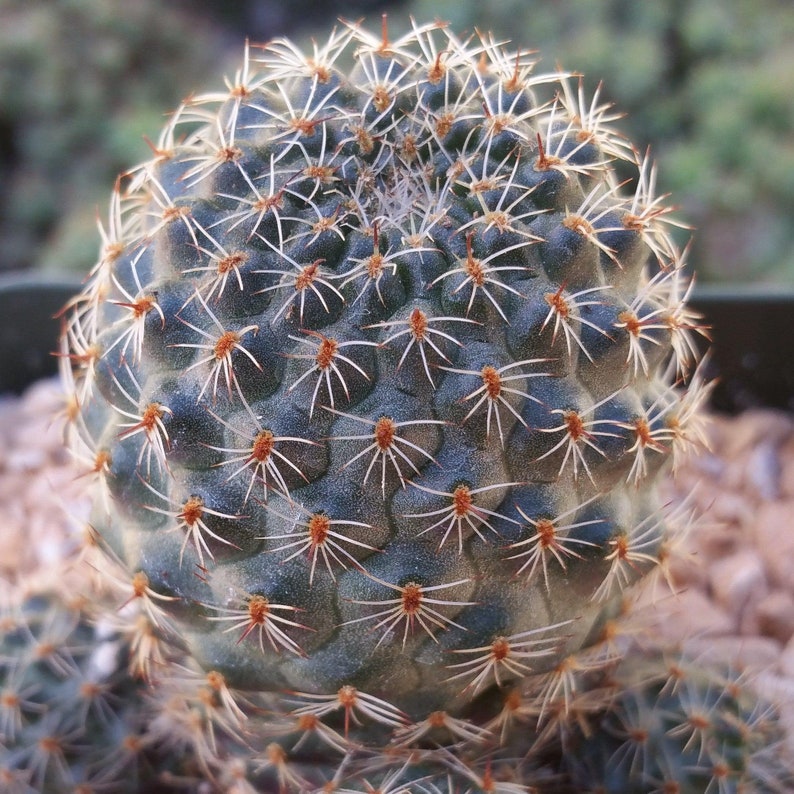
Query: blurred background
[[1, 0, 793, 287]]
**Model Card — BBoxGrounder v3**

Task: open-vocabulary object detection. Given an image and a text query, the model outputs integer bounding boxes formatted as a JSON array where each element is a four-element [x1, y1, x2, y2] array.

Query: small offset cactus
[[559, 646, 792, 794], [58, 16, 720, 791], [0, 588, 152, 792]]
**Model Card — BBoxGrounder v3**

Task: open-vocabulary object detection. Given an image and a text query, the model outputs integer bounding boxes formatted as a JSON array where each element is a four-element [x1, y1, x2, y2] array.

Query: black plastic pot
[[690, 286, 794, 414], [0, 276, 791, 412], [0, 272, 82, 395]]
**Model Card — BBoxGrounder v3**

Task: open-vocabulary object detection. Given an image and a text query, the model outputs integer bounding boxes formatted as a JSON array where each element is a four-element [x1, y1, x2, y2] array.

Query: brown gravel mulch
[[0, 379, 90, 595], [659, 407, 794, 760], [2, 378, 793, 759]]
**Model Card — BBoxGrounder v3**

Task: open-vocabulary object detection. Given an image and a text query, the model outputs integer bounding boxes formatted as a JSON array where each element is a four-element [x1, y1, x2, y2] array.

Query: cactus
[[58, 17, 719, 791], [4, 580, 789, 792], [0, 586, 155, 792], [558, 645, 792, 793]]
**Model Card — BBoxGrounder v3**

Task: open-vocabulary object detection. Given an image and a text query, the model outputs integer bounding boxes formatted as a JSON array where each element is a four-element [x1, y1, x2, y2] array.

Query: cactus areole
[[61, 19, 709, 730]]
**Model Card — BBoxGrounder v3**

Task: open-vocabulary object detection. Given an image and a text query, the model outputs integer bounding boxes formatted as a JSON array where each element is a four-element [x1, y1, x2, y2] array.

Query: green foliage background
[[1, 0, 793, 284], [0, 0, 226, 275]]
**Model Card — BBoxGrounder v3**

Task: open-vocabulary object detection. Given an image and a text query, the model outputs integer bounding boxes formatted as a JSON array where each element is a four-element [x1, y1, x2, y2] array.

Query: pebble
[[709, 550, 769, 618], [747, 440, 782, 500], [6, 447, 49, 472], [779, 436, 794, 498], [708, 490, 755, 526], [695, 516, 744, 559], [688, 447, 726, 480], [752, 500, 794, 587], [0, 380, 83, 588], [665, 547, 709, 590], [754, 590, 794, 645], [633, 586, 736, 640], [781, 636, 794, 679], [719, 409, 792, 458]]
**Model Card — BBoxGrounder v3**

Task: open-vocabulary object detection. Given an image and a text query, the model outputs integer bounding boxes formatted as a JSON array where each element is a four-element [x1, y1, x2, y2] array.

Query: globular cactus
[[59, 16, 715, 790], [559, 645, 792, 794], [0, 587, 154, 792]]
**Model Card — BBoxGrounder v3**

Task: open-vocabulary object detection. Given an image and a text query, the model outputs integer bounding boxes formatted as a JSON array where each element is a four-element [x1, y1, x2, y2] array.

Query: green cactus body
[[558, 648, 791, 794], [0, 592, 150, 792], [61, 18, 711, 779]]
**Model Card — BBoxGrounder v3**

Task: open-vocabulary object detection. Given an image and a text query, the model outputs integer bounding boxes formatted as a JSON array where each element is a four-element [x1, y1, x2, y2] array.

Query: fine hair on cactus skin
[[48, 14, 778, 793]]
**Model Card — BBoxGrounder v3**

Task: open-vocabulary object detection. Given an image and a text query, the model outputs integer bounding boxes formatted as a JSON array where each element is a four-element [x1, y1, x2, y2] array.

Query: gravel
[[660, 407, 794, 759]]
